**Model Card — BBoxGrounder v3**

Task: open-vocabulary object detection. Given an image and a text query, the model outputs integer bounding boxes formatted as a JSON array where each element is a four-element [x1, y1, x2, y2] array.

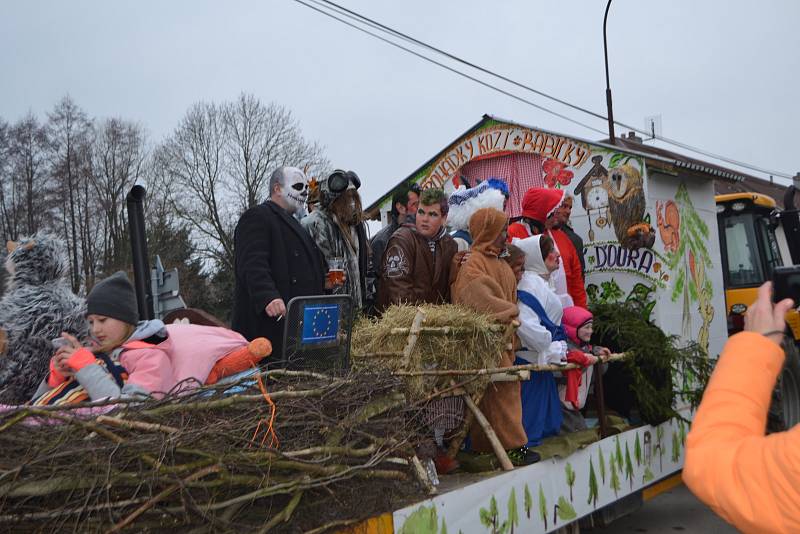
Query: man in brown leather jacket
[[378, 188, 458, 310]]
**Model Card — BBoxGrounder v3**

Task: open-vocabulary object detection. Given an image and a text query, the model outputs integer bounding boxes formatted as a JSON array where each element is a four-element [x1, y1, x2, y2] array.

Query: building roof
[[609, 134, 792, 209], [365, 115, 793, 216]]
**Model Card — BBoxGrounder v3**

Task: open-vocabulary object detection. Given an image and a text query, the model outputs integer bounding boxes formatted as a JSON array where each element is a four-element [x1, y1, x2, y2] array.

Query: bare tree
[[7, 113, 50, 237], [91, 118, 147, 273], [224, 93, 328, 211], [156, 101, 234, 269], [47, 96, 94, 292], [157, 95, 329, 272], [0, 117, 15, 242]]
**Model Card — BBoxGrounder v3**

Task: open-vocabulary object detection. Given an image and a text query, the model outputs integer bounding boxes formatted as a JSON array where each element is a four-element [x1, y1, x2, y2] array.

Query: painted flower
[[543, 159, 574, 187]]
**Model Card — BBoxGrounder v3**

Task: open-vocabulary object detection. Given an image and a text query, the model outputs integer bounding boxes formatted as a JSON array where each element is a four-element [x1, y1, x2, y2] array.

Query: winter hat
[[520, 187, 565, 223], [561, 306, 593, 345], [512, 236, 548, 276], [468, 208, 508, 255], [447, 182, 506, 231], [87, 271, 139, 325]]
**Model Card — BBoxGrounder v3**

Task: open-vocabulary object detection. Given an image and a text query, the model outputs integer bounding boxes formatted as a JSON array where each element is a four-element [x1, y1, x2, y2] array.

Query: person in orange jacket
[[683, 281, 798, 534], [508, 187, 587, 308]]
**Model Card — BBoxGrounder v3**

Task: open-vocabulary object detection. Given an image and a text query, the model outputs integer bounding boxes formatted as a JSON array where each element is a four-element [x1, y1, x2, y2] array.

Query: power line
[[296, 0, 793, 179], [292, 0, 609, 136]]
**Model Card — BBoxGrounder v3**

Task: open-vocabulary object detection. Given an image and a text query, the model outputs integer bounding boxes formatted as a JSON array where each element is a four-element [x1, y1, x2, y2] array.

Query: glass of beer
[[327, 257, 345, 288]]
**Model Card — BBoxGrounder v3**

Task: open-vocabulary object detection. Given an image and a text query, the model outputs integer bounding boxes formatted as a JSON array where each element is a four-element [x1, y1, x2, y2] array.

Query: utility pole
[[603, 0, 616, 144]]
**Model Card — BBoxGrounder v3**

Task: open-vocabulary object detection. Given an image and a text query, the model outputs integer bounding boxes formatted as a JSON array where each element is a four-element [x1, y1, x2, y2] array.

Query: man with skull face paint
[[301, 170, 372, 311], [232, 167, 327, 360]]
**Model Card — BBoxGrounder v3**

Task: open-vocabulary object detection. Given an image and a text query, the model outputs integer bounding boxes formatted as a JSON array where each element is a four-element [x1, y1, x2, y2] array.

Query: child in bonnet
[[558, 306, 611, 432]]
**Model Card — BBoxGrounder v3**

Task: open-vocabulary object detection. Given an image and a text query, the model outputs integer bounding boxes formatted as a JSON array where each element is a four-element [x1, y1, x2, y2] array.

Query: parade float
[[363, 115, 735, 533], [0, 115, 746, 533]]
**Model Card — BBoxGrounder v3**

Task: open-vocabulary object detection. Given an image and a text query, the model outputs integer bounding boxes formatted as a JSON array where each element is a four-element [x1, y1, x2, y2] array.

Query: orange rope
[[249, 368, 279, 449]]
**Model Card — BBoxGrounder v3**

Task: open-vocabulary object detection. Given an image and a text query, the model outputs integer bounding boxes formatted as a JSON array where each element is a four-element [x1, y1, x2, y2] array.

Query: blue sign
[[301, 304, 339, 344]]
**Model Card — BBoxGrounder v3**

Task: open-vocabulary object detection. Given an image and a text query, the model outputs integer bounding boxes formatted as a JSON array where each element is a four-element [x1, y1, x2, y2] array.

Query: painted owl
[[607, 164, 653, 249]]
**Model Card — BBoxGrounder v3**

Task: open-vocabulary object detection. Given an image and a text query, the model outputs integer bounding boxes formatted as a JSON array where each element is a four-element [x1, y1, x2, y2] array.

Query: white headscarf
[[512, 235, 549, 277], [513, 235, 573, 307]]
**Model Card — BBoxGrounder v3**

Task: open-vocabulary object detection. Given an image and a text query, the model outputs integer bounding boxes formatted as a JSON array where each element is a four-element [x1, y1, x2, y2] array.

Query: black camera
[[772, 266, 800, 304]]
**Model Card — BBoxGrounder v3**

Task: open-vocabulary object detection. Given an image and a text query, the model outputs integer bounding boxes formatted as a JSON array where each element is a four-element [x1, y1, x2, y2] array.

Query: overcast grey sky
[[2, 0, 798, 206]]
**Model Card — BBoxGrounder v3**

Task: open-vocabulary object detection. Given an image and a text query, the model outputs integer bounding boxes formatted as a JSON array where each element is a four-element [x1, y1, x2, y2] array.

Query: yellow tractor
[[716, 190, 800, 429]]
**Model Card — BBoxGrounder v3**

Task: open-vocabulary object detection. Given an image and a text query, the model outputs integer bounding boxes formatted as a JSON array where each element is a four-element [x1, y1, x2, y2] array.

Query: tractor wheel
[[768, 338, 800, 432]]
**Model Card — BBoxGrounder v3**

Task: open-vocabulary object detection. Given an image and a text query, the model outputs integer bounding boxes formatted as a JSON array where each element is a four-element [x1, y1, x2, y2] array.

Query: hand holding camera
[[746, 281, 795, 346]]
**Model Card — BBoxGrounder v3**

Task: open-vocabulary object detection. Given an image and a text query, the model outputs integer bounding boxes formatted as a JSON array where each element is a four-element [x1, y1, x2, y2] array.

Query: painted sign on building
[[381, 117, 727, 356]]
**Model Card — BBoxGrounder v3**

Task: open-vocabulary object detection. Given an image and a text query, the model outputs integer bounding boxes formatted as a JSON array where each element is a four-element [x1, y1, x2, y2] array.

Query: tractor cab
[[716, 191, 800, 430]]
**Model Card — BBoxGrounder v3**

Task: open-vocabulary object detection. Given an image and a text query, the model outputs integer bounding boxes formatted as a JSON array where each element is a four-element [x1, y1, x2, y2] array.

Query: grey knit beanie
[[87, 271, 139, 325]]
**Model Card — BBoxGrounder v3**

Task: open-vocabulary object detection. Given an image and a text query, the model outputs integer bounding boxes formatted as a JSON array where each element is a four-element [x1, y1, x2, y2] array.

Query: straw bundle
[[351, 304, 510, 399]]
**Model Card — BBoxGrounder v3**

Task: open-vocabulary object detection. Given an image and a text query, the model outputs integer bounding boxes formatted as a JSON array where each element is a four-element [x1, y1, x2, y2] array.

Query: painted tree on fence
[[539, 483, 548, 530], [507, 488, 519, 534], [565, 462, 576, 502], [524, 484, 533, 519], [555, 496, 577, 525], [634, 433, 642, 466], [598, 446, 606, 483], [625, 442, 635, 489], [609, 454, 621, 497], [479, 496, 501, 533], [672, 432, 681, 463], [588, 457, 599, 507]]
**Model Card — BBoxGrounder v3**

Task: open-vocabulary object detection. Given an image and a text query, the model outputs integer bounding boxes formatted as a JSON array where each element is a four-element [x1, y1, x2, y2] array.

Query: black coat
[[231, 200, 326, 358]]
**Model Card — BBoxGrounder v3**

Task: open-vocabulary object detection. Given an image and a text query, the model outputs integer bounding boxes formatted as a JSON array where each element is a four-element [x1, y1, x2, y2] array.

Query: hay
[[351, 304, 510, 399], [0, 369, 432, 533]]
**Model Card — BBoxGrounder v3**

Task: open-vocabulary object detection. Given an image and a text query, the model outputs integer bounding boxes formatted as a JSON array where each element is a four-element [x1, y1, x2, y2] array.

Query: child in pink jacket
[[558, 306, 610, 432], [31, 272, 270, 405]]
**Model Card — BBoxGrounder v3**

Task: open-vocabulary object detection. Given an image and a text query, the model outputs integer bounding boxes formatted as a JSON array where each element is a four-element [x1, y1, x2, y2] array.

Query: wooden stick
[[595, 360, 609, 439], [257, 490, 303, 533], [446, 387, 485, 459], [390, 324, 512, 335], [352, 351, 404, 358], [400, 308, 426, 370], [0, 497, 150, 522], [106, 465, 221, 533], [393, 353, 629, 377], [96, 415, 179, 434], [303, 519, 360, 534], [283, 444, 377, 458], [489, 371, 530, 382], [141, 386, 330, 416], [456, 381, 514, 471], [410, 455, 437, 495]]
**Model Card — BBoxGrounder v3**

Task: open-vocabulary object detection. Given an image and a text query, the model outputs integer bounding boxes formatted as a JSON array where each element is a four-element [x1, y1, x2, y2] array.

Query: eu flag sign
[[301, 304, 340, 345]]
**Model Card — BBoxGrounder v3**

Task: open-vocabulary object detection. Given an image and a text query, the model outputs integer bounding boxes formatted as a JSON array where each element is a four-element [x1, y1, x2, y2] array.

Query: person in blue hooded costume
[[512, 234, 567, 446]]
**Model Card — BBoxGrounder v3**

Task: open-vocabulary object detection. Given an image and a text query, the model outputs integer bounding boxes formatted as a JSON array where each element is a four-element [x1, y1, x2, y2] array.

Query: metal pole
[[603, 0, 616, 144], [126, 185, 154, 320]]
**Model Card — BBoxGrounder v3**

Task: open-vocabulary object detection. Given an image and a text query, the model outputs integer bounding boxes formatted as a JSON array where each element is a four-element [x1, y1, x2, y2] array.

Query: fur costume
[[0, 233, 87, 402], [447, 179, 507, 251]]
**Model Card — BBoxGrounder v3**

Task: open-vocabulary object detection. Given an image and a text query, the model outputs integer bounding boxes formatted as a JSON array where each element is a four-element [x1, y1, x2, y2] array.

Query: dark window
[[722, 212, 764, 286]]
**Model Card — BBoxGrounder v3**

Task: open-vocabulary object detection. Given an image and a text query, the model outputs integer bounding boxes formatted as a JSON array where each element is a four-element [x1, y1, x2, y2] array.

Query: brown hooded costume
[[451, 208, 527, 452]]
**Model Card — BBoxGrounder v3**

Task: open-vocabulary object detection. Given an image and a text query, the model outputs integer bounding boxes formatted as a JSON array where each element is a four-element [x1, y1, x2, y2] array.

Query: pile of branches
[[0, 369, 432, 533], [591, 302, 714, 425]]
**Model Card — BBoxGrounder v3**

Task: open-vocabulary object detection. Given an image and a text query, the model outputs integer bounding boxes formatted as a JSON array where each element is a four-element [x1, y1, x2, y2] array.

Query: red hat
[[521, 187, 565, 223]]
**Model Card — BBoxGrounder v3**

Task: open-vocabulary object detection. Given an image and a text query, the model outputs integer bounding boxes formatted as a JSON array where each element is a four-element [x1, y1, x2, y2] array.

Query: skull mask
[[274, 167, 308, 214]]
